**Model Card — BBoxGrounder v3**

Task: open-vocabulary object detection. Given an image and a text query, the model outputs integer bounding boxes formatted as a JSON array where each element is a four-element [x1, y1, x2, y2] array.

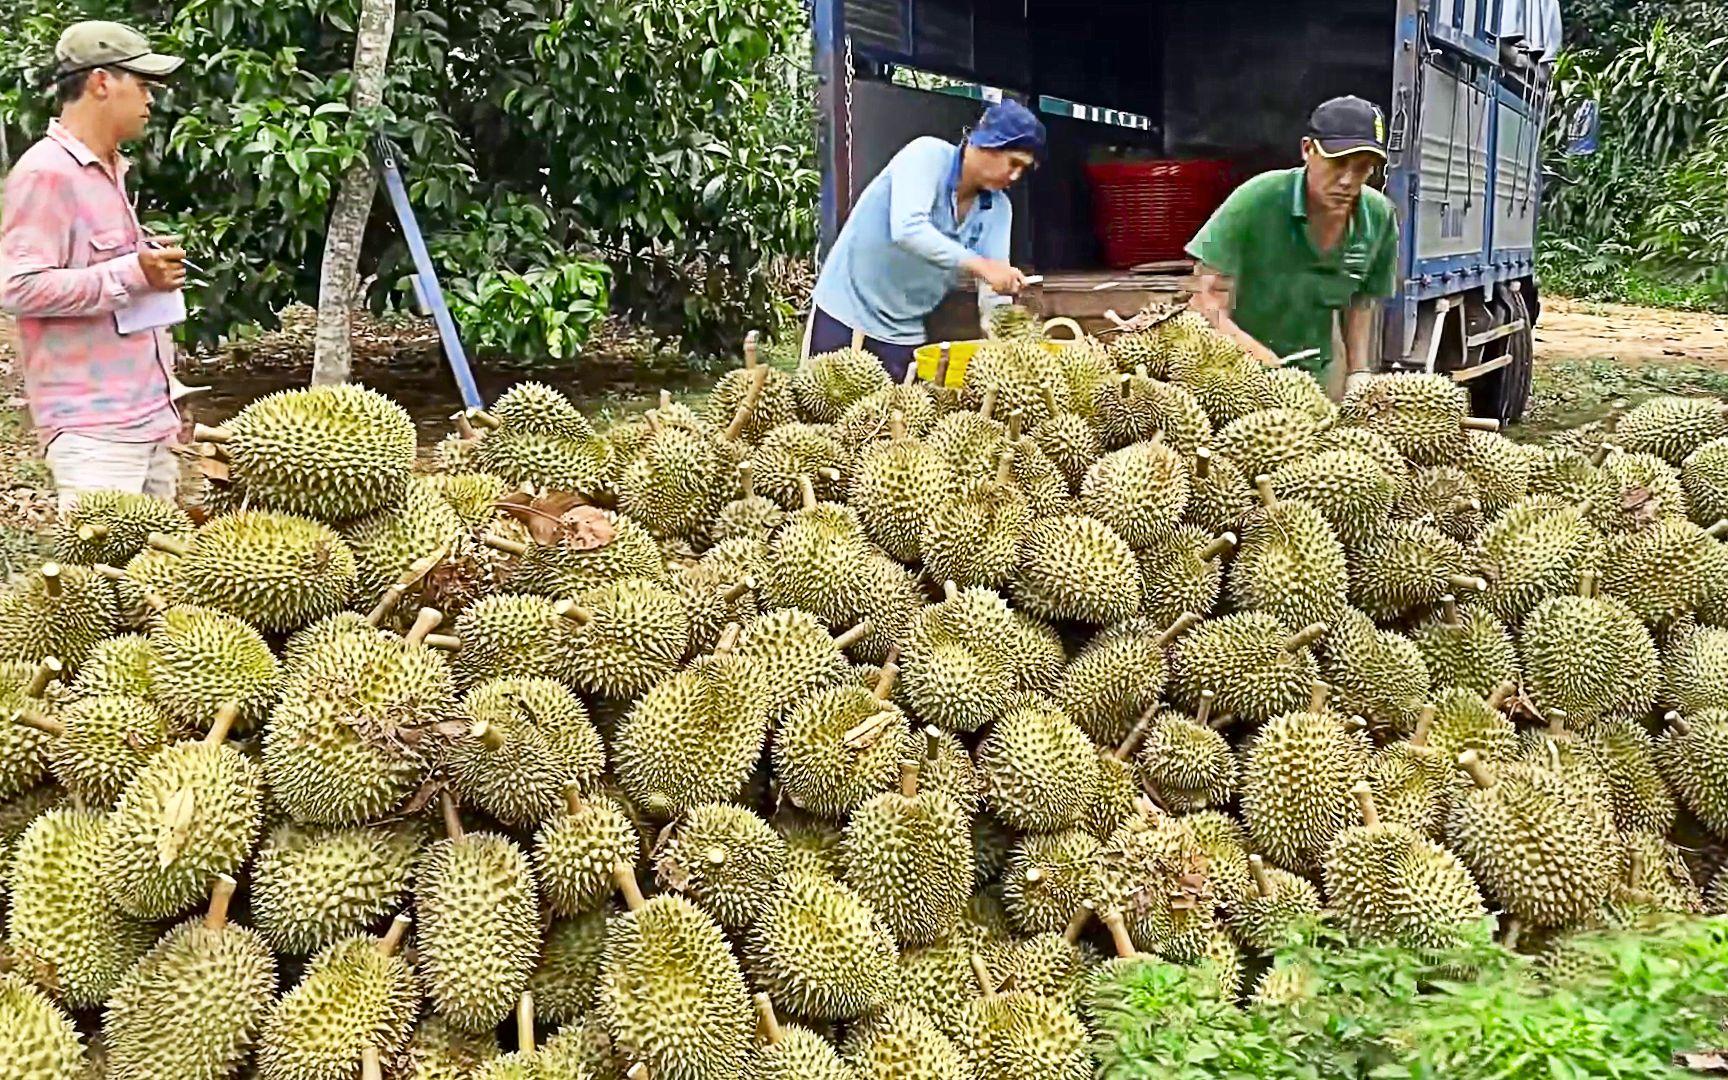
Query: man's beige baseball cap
[[54, 21, 183, 80]]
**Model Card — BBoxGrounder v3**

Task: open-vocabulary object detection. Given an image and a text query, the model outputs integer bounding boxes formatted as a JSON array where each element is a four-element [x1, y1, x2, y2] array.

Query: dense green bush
[[0, 0, 816, 358]]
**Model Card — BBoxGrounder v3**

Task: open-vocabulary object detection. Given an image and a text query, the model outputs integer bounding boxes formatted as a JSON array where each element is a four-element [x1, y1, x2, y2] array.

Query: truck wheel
[[1469, 288, 1535, 428]]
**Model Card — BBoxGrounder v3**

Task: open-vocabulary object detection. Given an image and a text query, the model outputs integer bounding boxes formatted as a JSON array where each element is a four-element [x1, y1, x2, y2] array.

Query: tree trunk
[[309, 0, 397, 387]]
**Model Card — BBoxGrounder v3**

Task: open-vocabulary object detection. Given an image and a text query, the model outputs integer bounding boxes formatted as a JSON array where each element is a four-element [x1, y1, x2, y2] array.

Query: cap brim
[[116, 52, 183, 78], [1312, 138, 1388, 160]]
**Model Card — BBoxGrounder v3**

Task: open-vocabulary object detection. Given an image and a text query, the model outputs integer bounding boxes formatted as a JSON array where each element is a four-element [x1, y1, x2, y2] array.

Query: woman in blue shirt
[[808, 99, 1045, 380]]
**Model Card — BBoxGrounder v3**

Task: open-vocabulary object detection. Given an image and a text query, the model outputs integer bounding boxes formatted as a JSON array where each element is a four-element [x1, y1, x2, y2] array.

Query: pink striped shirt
[[0, 120, 179, 446]]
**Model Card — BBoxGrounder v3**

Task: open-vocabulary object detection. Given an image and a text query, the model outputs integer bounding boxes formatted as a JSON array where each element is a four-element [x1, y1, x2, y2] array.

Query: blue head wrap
[[968, 99, 1046, 157]]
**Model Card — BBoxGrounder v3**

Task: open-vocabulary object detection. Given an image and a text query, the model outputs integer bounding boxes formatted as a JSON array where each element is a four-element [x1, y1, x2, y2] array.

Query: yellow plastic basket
[[913, 317, 1085, 388]]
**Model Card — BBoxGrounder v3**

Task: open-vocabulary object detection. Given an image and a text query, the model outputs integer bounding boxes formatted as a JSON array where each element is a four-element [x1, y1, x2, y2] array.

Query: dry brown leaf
[[495, 490, 614, 549]]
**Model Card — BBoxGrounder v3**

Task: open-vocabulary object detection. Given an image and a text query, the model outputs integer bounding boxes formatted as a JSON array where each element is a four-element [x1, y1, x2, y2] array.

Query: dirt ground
[[1535, 297, 1728, 368]]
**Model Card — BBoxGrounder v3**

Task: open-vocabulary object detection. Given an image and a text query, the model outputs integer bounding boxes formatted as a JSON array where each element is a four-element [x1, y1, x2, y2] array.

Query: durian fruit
[[751, 422, 851, 509], [1350, 521, 1485, 624], [1214, 407, 1322, 479], [535, 789, 642, 916], [653, 802, 787, 932], [69, 632, 157, 698], [1612, 395, 1728, 466], [1181, 810, 1253, 908], [951, 954, 1091, 1080], [702, 336, 797, 442], [775, 664, 909, 818], [256, 915, 421, 1080], [619, 419, 731, 543], [1088, 738, 1140, 843], [1138, 692, 1237, 813], [673, 564, 758, 657], [1145, 376, 1217, 456], [0, 971, 82, 1078], [55, 490, 192, 567], [1473, 496, 1604, 625], [794, 348, 891, 422], [0, 784, 61, 905], [1601, 515, 1728, 629], [1682, 437, 1728, 526], [840, 554, 924, 666], [898, 598, 1016, 735], [1225, 854, 1321, 952], [490, 511, 670, 601], [1057, 616, 1178, 748], [1323, 784, 1487, 952], [24, 692, 169, 808], [1655, 710, 1728, 838], [113, 546, 185, 626], [102, 875, 277, 1080], [424, 470, 509, 529], [469, 384, 614, 494], [961, 339, 1067, 426], [1012, 514, 1142, 625], [1526, 447, 1622, 534], [921, 450, 1033, 591], [613, 628, 773, 817], [1240, 687, 1372, 873], [1596, 449, 1690, 530], [1426, 686, 1520, 764], [148, 602, 281, 732], [733, 609, 855, 717], [1090, 808, 1215, 961], [251, 820, 423, 956], [745, 994, 854, 1080], [842, 1004, 969, 1080], [993, 907, 1100, 1009], [744, 869, 896, 1021], [1340, 373, 1484, 466], [1450, 750, 1622, 929], [149, 512, 357, 634], [1271, 449, 1399, 547], [415, 796, 540, 1033], [977, 698, 1100, 833], [1106, 329, 1163, 375], [1266, 365, 1338, 423], [850, 414, 955, 562], [1165, 332, 1277, 428], [1136, 527, 1231, 626], [712, 461, 789, 545], [1002, 828, 1102, 936], [557, 578, 690, 700], [450, 593, 581, 691], [446, 677, 604, 828], [760, 478, 874, 620], [98, 703, 263, 919], [6, 807, 156, 1009], [1592, 717, 1677, 835], [1393, 465, 1484, 543], [838, 374, 940, 451], [1665, 625, 1728, 713], [1367, 706, 1453, 840], [1005, 428, 1083, 517], [339, 478, 467, 609], [1461, 430, 1532, 514], [1227, 478, 1349, 630], [840, 758, 972, 946], [527, 907, 608, 1027], [1079, 440, 1190, 550], [1319, 608, 1431, 735], [0, 562, 116, 670], [1318, 426, 1409, 492], [1408, 597, 1519, 696], [1091, 369, 1160, 450], [1611, 832, 1704, 917], [1031, 388, 1104, 494], [1170, 613, 1324, 724], [1520, 572, 1660, 724]]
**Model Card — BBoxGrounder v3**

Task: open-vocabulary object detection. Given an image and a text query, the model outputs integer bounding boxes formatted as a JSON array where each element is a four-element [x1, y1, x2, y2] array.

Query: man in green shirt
[[1186, 96, 1400, 397]]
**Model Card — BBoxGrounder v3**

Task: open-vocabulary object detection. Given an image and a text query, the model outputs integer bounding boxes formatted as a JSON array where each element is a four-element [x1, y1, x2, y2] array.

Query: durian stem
[[1102, 910, 1140, 959], [360, 1047, 382, 1080], [870, 659, 899, 701], [1446, 574, 1488, 593], [1577, 570, 1597, 599], [833, 621, 872, 653], [1042, 385, 1060, 418], [205, 703, 239, 745], [1667, 711, 1692, 735], [147, 532, 193, 557], [1200, 533, 1237, 562], [1705, 519, 1728, 540], [1440, 594, 1462, 627], [12, 711, 64, 737], [451, 411, 478, 440], [1118, 373, 1132, 400], [25, 658, 62, 698], [404, 607, 444, 646], [1062, 905, 1092, 944], [1627, 847, 1645, 886], [1308, 680, 1331, 713], [627, 1064, 651, 1080], [440, 791, 465, 841], [943, 580, 960, 602], [471, 721, 508, 751], [902, 356, 919, 386], [424, 634, 462, 652], [1024, 867, 1045, 886], [660, 390, 673, 411], [1196, 689, 1216, 728], [935, 344, 952, 386], [642, 412, 662, 435], [555, 601, 595, 627], [77, 522, 108, 543], [995, 448, 1016, 488], [979, 387, 998, 421], [563, 786, 587, 815], [1352, 783, 1379, 828], [743, 329, 760, 369], [1546, 709, 1568, 737], [704, 847, 728, 867], [516, 992, 536, 1054], [205, 874, 237, 929], [1462, 416, 1501, 432], [1487, 681, 1517, 711], [192, 423, 233, 444], [1501, 917, 1522, 950], [1254, 474, 1276, 509], [468, 408, 501, 430], [889, 410, 908, 441], [899, 760, 921, 798], [738, 461, 756, 499], [614, 863, 647, 912], [1157, 612, 1202, 647], [92, 563, 125, 582], [367, 585, 408, 628], [924, 726, 946, 764], [1249, 854, 1274, 898], [378, 914, 411, 956], [1590, 444, 1612, 468], [798, 475, 818, 511], [754, 993, 783, 1046], [1413, 704, 1436, 747], [1115, 709, 1156, 760], [39, 563, 62, 598], [969, 954, 998, 998], [722, 579, 753, 604], [1458, 750, 1497, 789], [138, 588, 169, 614], [843, 709, 896, 750], [1284, 623, 1328, 654], [1194, 447, 1213, 478], [481, 533, 530, 558], [723, 365, 769, 441], [1005, 411, 1024, 441], [714, 623, 742, 655]]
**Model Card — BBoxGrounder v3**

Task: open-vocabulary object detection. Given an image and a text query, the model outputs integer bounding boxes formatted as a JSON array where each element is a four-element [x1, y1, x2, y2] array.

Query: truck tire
[[1469, 288, 1535, 427]]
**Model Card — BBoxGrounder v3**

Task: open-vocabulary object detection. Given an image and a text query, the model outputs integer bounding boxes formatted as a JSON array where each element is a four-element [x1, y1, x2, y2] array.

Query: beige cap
[[55, 21, 183, 80]]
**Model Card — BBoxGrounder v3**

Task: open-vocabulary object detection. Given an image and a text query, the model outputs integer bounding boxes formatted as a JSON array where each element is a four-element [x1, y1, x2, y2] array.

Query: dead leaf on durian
[[495, 490, 615, 549], [1622, 484, 1659, 525]]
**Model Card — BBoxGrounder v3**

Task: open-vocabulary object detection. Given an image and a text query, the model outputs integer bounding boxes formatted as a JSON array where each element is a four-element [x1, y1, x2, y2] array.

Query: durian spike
[[471, 721, 508, 751], [1005, 411, 1024, 441], [554, 600, 595, 627], [995, 448, 1016, 488], [516, 992, 536, 1055], [1352, 783, 1379, 828], [1344, 714, 1369, 734], [1487, 681, 1517, 711], [1194, 447, 1213, 478], [1577, 570, 1597, 599], [1253, 474, 1276, 509], [440, 791, 465, 841], [723, 365, 769, 441], [935, 344, 952, 386], [481, 533, 531, 557], [12, 711, 65, 737], [361, 1047, 382, 1080], [1157, 612, 1203, 647], [754, 993, 783, 1046], [1248, 854, 1274, 898], [1113, 708, 1156, 761], [738, 461, 757, 498], [1196, 690, 1216, 728], [721, 579, 753, 604], [451, 411, 479, 440], [870, 661, 900, 702], [191, 423, 233, 444], [797, 475, 819, 510], [1705, 519, 1728, 540], [1666, 710, 1692, 735], [77, 523, 109, 543], [833, 620, 871, 652], [1061, 905, 1092, 944], [404, 607, 443, 646], [1283, 623, 1328, 655], [205, 703, 239, 745], [613, 863, 647, 912], [1308, 681, 1330, 714], [39, 562, 62, 598], [1413, 704, 1436, 747], [743, 329, 760, 369], [204, 874, 237, 930], [1200, 533, 1237, 562], [1458, 750, 1497, 789], [943, 580, 960, 602], [562, 786, 587, 815], [467, 408, 501, 430], [147, 532, 192, 557], [1462, 416, 1501, 432], [25, 657, 63, 699], [1042, 385, 1061, 418], [377, 914, 411, 957], [138, 588, 170, 614], [969, 954, 998, 997], [1101, 910, 1140, 959], [889, 410, 908, 440], [978, 387, 998, 421], [1446, 574, 1488, 593], [714, 623, 742, 654], [1439, 594, 1462, 627], [899, 759, 920, 798], [424, 634, 462, 652]]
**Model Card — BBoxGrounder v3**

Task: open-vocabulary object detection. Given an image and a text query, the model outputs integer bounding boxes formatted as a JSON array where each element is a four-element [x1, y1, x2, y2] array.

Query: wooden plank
[[1449, 355, 1514, 383], [1465, 318, 1527, 350]]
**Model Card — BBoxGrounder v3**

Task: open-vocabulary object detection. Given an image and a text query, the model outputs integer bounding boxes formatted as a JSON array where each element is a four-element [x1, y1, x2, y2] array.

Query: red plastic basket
[[1084, 159, 1235, 269]]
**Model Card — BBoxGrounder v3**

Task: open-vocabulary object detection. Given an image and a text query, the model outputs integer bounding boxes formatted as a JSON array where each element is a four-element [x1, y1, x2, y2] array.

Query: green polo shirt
[[1186, 167, 1399, 375]]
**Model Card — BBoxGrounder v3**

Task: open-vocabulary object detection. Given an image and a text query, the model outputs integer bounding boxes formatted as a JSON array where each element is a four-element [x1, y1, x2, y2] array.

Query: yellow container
[[913, 318, 1085, 388]]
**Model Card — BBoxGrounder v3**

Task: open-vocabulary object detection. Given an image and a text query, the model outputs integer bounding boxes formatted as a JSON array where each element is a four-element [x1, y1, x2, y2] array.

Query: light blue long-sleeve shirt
[[812, 136, 1012, 345]]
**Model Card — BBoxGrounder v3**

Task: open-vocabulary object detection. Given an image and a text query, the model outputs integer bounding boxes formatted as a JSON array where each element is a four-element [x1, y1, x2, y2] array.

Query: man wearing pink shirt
[[0, 22, 188, 510]]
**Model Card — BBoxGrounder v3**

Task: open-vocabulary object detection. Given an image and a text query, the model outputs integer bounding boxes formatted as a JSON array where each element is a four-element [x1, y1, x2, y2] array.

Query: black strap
[[39, 52, 149, 88]]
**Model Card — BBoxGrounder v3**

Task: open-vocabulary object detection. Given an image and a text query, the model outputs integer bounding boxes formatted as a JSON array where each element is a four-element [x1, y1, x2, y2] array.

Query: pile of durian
[[5, 311, 1728, 1080]]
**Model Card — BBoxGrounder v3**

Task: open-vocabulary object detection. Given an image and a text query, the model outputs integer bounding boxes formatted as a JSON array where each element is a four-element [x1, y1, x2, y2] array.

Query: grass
[[1538, 247, 1728, 313], [1519, 355, 1728, 441]]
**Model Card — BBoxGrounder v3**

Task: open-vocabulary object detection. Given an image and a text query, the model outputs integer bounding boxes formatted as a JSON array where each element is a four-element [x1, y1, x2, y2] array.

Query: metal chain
[[843, 33, 855, 204]]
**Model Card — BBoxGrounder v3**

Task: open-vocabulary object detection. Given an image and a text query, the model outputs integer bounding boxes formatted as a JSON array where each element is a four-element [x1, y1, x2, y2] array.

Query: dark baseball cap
[[1307, 96, 1388, 160], [968, 100, 1047, 158], [53, 22, 183, 81]]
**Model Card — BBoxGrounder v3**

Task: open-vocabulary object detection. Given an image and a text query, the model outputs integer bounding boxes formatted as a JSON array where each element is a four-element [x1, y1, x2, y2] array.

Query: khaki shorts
[[46, 432, 179, 513]]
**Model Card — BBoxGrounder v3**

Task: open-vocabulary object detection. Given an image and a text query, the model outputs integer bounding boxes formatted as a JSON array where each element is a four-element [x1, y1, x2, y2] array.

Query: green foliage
[[0, 0, 816, 359], [1090, 917, 1728, 1080]]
